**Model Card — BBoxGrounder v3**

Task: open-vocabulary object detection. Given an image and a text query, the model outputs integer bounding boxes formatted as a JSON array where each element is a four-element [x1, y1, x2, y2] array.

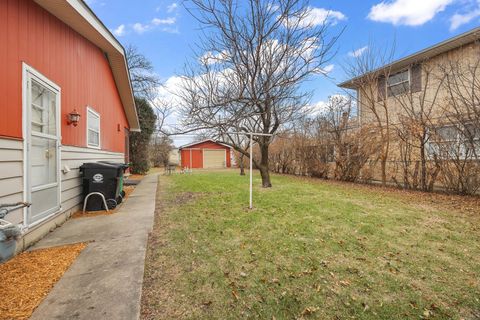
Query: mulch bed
[[126, 174, 145, 181], [0, 243, 87, 320], [71, 185, 136, 218]]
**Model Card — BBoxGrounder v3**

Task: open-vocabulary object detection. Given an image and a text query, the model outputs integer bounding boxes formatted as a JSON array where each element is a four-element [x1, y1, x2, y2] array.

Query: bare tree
[[342, 42, 396, 186], [434, 52, 480, 194], [392, 63, 445, 191], [176, 0, 340, 187], [150, 135, 174, 167], [126, 45, 172, 172], [126, 45, 172, 134], [126, 45, 161, 99], [322, 95, 379, 182]]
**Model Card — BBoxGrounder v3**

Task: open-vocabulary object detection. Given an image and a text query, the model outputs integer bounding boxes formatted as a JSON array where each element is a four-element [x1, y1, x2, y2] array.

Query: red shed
[[179, 139, 232, 169]]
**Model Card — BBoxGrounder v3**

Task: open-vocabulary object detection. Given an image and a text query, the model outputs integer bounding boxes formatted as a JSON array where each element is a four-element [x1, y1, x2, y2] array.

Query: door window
[[25, 65, 61, 225]]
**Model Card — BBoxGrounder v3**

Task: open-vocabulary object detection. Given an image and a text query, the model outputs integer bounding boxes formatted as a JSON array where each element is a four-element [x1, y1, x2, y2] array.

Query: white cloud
[[348, 46, 368, 58], [449, 1, 480, 30], [283, 7, 346, 28], [200, 50, 229, 65], [310, 100, 329, 115], [112, 24, 126, 37], [368, 0, 454, 26], [309, 95, 353, 116], [133, 22, 150, 34], [132, 17, 178, 34], [152, 17, 176, 25], [305, 7, 347, 26], [317, 64, 335, 75], [160, 26, 180, 34], [167, 3, 179, 13]]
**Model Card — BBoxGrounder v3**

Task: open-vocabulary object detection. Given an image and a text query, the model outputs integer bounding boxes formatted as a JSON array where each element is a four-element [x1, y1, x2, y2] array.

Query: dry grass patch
[[0, 243, 87, 319]]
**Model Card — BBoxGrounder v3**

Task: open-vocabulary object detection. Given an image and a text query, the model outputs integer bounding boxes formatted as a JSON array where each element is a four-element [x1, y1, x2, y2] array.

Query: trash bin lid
[[80, 162, 119, 170], [98, 161, 129, 169]]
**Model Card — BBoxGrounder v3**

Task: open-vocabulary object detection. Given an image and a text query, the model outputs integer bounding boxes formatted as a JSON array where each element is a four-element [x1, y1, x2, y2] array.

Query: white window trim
[[427, 124, 480, 159], [86, 106, 101, 149], [387, 69, 410, 96]]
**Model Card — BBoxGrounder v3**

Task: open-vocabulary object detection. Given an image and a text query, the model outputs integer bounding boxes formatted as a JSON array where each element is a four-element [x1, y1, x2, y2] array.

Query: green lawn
[[141, 170, 480, 320]]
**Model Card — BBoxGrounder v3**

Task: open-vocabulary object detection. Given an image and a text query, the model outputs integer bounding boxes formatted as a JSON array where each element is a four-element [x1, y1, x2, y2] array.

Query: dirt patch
[[71, 186, 136, 218], [0, 243, 87, 319], [141, 177, 184, 319], [173, 192, 199, 206]]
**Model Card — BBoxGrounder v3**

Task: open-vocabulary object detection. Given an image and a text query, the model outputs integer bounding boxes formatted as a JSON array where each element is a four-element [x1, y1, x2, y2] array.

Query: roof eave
[[338, 26, 480, 90], [33, 0, 140, 131], [179, 139, 232, 150]]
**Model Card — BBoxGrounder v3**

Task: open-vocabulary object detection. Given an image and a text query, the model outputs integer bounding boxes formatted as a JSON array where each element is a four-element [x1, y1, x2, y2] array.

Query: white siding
[[0, 138, 24, 224], [0, 138, 124, 229], [60, 145, 124, 214]]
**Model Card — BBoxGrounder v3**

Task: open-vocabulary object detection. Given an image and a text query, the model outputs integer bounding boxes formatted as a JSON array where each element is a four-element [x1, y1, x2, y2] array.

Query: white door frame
[[22, 62, 62, 229]]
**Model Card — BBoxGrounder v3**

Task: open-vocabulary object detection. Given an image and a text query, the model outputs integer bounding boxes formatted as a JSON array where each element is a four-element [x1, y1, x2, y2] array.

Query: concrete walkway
[[30, 173, 158, 320]]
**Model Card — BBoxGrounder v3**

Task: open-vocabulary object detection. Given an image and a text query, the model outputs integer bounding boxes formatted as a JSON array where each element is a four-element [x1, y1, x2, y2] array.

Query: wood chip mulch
[[126, 174, 145, 181], [0, 242, 87, 320], [71, 185, 136, 218]]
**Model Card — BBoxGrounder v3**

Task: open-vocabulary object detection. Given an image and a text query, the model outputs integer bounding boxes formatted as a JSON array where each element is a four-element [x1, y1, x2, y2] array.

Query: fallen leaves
[[231, 290, 240, 300], [299, 306, 320, 317]]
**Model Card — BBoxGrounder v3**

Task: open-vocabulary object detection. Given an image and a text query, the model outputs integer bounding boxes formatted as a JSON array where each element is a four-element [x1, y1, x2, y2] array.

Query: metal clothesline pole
[[228, 132, 273, 209], [249, 133, 253, 209]]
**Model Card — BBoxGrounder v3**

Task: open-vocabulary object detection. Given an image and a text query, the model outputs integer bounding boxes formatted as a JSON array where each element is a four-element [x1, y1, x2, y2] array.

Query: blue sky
[[86, 0, 479, 145]]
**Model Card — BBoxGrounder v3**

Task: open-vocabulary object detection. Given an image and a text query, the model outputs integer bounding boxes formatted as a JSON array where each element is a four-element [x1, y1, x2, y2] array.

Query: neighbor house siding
[[0, 0, 129, 152], [359, 42, 480, 127]]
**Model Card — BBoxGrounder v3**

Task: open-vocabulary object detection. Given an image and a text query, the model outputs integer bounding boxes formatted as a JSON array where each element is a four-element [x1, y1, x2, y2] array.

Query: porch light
[[67, 109, 81, 126]]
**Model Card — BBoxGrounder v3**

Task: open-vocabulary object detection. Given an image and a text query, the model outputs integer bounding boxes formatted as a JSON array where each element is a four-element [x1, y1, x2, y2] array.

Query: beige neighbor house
[[338, 27, 480, 192]]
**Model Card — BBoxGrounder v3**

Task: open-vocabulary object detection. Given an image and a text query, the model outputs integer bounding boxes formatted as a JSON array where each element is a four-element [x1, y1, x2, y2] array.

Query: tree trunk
[[239, 153, 245, 176], [420, 142, 427, 191], [380, 155, 387, 187], [259, 142, 272, 187]]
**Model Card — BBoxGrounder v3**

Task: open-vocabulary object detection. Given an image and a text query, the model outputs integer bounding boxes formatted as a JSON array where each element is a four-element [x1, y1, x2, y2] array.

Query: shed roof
[[33, 0, 140, 131], [179, 139, 232, 150], [339, 26, 480, 89]]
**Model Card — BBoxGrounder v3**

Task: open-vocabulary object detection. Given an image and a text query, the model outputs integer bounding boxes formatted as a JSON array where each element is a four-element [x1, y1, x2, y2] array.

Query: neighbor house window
[[87, 107, 100, 148], [387, 70, 410, 97], [427, 124, 480, 159]]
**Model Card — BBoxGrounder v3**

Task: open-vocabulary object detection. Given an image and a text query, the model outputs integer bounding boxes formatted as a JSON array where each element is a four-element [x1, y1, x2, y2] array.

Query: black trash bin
[[98, 161, 129, 199], [80, 162, 125, 211]]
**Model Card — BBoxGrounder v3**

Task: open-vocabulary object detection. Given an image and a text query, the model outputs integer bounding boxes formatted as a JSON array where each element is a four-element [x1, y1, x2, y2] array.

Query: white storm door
[[25, 67, 61, 225]]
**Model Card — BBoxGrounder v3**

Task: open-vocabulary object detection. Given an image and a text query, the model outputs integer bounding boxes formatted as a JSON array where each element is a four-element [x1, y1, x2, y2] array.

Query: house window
[[427, 124, 480, 159], [87, 107, 100, 148], [387, 69, 410, 97]]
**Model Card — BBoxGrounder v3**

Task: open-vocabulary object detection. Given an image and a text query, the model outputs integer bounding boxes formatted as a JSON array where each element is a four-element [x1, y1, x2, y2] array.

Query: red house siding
[[0, 0, 129, 153], [180, 141, 231, 169]]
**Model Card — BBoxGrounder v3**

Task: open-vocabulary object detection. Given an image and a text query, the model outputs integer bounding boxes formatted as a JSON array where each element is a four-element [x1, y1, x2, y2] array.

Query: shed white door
[[203, 149, 226, 168], [25, 66, 61, 225]]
